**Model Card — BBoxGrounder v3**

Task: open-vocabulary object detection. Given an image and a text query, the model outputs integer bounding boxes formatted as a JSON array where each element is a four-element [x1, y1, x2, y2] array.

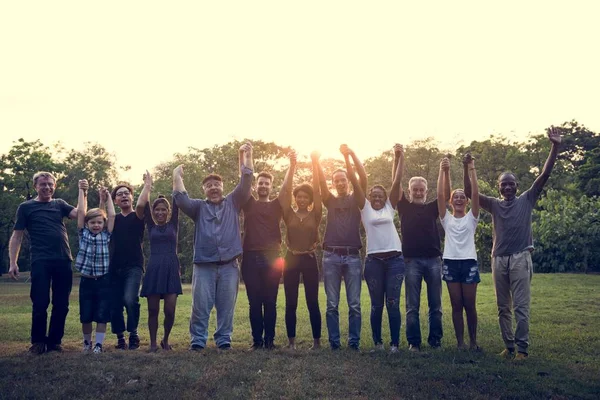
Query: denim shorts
[[79, 275, 111, 323], [442, 259, 481, 284]]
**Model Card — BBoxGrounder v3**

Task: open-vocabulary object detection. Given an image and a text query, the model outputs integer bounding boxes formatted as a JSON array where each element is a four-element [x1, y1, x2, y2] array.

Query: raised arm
[[104, 187, 116, 233], [346, 145, 368, 193], [389, 144, 404, 206], [278, 151, 297, 208], [443, 155, 451, 202], [468, 159, 479, 218], [172, 165, 199, 219], [315, 157, 331, 203], [77, 179, 88, 229], [531, 126, 561, 195], [310, 151, 323, 221], [437, 158, 449, 218], [232, 142, 254, 209], [136, 170, 152, 220], [341, 145, 365, 209]]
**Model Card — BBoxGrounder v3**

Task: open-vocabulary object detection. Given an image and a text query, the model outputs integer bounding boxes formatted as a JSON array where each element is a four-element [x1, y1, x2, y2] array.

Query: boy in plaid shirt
[[75, 181, 115, 353]]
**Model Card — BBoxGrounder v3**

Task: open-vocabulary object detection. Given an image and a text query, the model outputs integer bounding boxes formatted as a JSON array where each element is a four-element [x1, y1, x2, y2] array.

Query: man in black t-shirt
[[108, 183, 146, 350], [394, 149, 450, 351], [9, 172, 83, 354]]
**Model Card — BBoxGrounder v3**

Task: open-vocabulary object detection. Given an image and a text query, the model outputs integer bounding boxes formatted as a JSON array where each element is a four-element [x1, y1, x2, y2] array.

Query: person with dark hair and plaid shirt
[[75, 182, 116, 354]]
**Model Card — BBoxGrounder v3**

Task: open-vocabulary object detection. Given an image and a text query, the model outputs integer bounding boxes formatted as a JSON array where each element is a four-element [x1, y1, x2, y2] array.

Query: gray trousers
[[491, 250, 532, 354]]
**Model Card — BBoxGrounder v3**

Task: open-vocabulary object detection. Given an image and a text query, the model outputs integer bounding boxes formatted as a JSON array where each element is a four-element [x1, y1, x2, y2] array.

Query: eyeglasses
[[115, 190, 130, 197]]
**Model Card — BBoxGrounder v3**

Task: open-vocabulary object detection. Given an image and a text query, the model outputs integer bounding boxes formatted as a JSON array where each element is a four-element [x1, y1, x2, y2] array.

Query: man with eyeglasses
[[9, 172, 84, 354], [107, 183, 148, 350]]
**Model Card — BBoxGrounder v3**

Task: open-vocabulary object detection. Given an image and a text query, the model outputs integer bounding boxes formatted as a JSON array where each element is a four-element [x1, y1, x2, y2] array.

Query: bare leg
[[462, 283, 479, 350], [446, 282, 466, 349], [162, 294, 177, 350], [147, 295, 161, 351]]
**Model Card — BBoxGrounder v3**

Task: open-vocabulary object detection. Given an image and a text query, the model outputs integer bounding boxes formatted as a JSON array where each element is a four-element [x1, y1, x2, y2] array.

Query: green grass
[[1, 273, 599, 399]]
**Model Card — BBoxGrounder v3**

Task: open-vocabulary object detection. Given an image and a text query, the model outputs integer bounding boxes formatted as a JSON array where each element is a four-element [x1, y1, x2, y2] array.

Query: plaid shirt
[[75, 228, 111, 276]]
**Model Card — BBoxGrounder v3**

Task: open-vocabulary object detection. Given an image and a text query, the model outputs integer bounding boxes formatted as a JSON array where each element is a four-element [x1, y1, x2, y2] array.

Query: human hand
[[547, 126, 562, 145], [173, 165, 184, 179], [78, 179, 89, 191], [8, 263, 19, 280], [440, 157, 450, 172], [339, 144, 352, 157], [310, 151, 320, 162], [143, 170, 153, 188]]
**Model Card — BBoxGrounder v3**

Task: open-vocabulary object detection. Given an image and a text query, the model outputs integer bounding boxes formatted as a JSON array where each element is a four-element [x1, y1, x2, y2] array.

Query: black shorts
[[79, 275, 111, 323]]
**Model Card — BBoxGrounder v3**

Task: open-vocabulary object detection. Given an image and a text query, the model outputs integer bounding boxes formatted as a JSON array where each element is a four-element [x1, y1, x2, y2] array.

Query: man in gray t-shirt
[[464, 127, 562, 360]]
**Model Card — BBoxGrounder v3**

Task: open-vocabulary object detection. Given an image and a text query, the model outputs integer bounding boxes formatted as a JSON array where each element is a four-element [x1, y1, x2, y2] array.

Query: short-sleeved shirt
[[323, 193, 362, 249], [110, 205, 147, 271], [284, 208, 320, 253], [360, 199, 402, 255], [242, 197, 283, 251], [440, 210, 478, 260], [13, 199, 75, 263], [397, 194, 441, 258], [480, 189, 538, 257], [75, 227, 111, 276]]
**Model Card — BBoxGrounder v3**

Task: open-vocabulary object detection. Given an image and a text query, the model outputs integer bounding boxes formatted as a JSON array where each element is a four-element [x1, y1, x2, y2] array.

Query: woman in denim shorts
[[437, 155, 481, 351]]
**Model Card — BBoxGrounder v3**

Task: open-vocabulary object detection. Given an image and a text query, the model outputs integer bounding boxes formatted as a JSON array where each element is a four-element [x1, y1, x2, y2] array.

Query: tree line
[[1, 120, 599, 277]]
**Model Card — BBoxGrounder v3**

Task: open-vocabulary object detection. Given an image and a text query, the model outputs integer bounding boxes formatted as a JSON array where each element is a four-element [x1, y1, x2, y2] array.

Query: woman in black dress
[[138, 171, 183, 352]]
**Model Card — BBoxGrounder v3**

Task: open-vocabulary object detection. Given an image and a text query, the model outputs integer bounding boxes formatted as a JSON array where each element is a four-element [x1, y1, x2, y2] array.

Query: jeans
[[322, 251, 362, 348], [492, 250, 533, 354], [241, 250, 282, 344], [190, 260, 240, 348], [110, 267, 142, 335], [30, 259, 73, 345], [405, 257, 443, 347], [283, 252, 322, 339], [364, 254, 405, 347]]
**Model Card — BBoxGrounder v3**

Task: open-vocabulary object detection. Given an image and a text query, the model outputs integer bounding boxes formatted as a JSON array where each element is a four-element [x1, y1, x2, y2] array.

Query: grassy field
[[1, 273, 599, 399]]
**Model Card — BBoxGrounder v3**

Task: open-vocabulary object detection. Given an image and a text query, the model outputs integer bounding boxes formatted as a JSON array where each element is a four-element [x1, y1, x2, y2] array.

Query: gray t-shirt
[[323, 193, 362, 249], [480, 188, 539, 257]]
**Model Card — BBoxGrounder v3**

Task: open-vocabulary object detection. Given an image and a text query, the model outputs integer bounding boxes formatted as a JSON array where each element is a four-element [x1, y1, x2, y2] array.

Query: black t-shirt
[[110, 206, 147, 270], [397, 194, 442, 258], [242, 197, 282, 251], [14, 199, 75, 263]]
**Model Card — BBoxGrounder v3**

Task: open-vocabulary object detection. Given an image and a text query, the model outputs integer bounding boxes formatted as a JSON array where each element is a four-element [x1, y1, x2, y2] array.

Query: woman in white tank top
[[437, 154, 481, 351], [344, 144, 405, 353]]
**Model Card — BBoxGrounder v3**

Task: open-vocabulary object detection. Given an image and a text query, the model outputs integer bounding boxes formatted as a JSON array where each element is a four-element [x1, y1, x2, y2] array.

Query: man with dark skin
[[464, 126, 562, 360]]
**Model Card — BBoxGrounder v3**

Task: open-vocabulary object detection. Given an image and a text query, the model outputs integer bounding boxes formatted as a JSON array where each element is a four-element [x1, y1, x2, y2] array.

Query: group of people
[[8, 127, 562, 360]]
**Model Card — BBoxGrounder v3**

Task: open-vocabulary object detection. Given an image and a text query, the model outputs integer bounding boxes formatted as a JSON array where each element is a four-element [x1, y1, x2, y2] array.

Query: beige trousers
[[491, 250, 533, 354]]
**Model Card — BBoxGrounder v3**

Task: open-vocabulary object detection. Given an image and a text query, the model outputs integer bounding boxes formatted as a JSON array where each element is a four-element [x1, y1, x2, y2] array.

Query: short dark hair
[[331, 169, 347, 181], [202, 174, 223, 185], [293, 183, 314, 203], [152, 195, 171, 210], [498, 172, 517, 182], [369, 185, 387, 197], [257, 171, 274, 182], [111, 183, 133, 200]]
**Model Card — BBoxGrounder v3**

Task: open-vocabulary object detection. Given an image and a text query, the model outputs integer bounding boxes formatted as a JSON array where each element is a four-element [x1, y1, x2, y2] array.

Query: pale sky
[[1, 1, 599, 182]]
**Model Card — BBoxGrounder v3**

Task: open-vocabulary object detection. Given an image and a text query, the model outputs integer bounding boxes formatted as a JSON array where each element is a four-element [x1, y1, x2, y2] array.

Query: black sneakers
[[115, 336, 127, 350], [29, 342, 46, 354], [128, 334, 140, 350]]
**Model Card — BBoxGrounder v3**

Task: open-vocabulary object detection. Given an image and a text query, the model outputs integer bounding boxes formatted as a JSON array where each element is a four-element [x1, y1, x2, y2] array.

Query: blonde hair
[[85, 208, 107, 224], [408, 176, 428, 189]]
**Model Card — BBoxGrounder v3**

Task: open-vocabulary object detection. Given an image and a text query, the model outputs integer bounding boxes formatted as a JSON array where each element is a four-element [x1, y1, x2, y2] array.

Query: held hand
[[100, 187, 109, 202], [440, 157, 450, 172], [78, 179, 89, 190], [547, 126, 562, 144], [173, 165, 184, 179], [310, 150, 320, 162], [288, 151, 297, 165], [143, 170, 153, 187], [8, 263, 19, 280], [339, 144, 351, 157], [241, 142, 253, 155], [462, 152, 474, 166], [393, 143, 404, 156]]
